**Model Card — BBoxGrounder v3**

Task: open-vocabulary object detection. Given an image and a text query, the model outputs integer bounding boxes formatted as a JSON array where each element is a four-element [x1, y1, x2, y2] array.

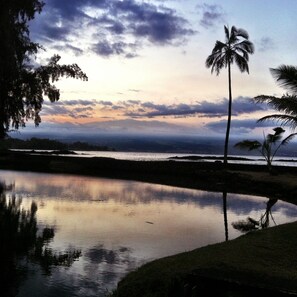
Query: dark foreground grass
[[112, 222, 297, 296]]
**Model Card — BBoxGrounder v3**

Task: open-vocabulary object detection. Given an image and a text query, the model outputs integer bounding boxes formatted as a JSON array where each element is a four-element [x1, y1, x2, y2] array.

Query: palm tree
[[255, 65, 297, 128], [206, 26, 254, 166], [234, 127, 297, 172]]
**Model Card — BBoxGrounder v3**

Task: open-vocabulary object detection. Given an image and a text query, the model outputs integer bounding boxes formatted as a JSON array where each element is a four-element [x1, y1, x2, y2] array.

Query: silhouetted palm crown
[[256, 65, 297, 129], [205, 26, 254, 74]]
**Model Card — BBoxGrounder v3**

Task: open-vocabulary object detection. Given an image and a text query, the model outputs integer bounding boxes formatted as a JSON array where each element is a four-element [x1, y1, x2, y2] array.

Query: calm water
[[13, 149, 297, 167], [0, 170, 297, 296]]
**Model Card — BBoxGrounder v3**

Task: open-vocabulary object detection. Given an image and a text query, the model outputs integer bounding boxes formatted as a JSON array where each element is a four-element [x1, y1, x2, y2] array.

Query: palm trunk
[[224, 60, 232, 166]]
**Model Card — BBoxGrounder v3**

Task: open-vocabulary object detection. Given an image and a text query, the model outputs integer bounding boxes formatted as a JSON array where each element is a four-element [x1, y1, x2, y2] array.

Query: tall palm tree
[[255, 65, 297, 129], [206, 26, 254, 165]]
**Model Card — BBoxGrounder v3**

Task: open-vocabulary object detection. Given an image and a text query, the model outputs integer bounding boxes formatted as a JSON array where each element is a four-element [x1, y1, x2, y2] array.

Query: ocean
[[14, 149, 297, 167]]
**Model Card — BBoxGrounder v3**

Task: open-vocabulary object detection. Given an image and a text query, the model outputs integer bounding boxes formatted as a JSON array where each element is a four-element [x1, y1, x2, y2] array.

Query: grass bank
[[112, 221, 297, 296]]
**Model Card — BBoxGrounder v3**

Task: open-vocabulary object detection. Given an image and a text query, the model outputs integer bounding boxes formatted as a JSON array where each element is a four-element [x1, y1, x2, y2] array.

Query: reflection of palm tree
[[223, 191, 228, 241], [0, 183, 81, 295], [232, 198, 278, 233], [206, 25, 254, 166]]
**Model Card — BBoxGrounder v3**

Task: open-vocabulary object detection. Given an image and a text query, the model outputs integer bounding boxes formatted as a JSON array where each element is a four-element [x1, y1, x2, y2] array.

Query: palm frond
[[224, 25, 230, 41], [234, 52, 249, 73], [254, 95, 279, 103], [281, 133, 297, 145], [254, 95, 297, 115], [235, 40, 255, 54], [257, 114, 297, 129], [273, 127, 285, 135], [234, 27, 249, 39], [270, 65, 297, 94], [267, 133, 282, 144], [212, 41, 227, 53]]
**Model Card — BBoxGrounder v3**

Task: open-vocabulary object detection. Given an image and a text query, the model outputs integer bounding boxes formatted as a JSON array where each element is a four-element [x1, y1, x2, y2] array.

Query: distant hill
[[1, 137, 115, 151], [5, 133, 297, 157]]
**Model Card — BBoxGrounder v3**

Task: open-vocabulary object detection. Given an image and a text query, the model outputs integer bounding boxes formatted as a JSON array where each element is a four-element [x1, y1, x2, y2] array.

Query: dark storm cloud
[[31, 0, 194, 57], [197, 3, 225, 29]]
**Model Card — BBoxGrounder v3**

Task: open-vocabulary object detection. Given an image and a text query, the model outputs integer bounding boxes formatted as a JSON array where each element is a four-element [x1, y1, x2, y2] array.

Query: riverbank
[[112, 221, 297, 297], [1, 150, 297, 202], [1, 151, 297, 296]]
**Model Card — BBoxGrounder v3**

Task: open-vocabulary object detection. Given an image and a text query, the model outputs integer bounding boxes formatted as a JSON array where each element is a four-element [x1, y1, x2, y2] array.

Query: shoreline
[[1, 150, 297, 202]]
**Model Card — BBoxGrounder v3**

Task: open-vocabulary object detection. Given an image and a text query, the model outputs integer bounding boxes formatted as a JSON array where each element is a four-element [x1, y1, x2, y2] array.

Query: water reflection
[[0, 170, 296, 297], [223, 192, 228, 241], [232, 198, 278, 233], [0, 182, 81, 297]]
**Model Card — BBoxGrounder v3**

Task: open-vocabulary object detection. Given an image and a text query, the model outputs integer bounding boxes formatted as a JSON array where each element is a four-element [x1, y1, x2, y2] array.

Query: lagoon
[[1, 169, 297, 297]]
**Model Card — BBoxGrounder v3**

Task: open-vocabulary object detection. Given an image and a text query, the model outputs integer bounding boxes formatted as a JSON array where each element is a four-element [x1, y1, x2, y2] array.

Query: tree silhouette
[[255, 65, 297, 129], [0, 1, 88, 139], [206, 25, 254, 166]]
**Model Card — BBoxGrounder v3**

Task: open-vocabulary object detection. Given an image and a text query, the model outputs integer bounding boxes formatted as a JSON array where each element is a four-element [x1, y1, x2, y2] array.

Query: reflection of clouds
[[274, 204, 297, 218], [81, 244, 144, 295], [3, 170, 297, 218], [21, 244, 144, 297]]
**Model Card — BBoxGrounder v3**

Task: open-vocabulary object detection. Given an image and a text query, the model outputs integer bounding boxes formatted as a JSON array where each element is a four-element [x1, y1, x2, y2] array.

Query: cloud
[[205, 118, 275, 134], [258, 37, 275, 52], [197, 4, 225, 29], [30, 0, 195, 57], [40, 96, 269, 125], [41, 99, 97, 118], [120, 96, 268, 118]]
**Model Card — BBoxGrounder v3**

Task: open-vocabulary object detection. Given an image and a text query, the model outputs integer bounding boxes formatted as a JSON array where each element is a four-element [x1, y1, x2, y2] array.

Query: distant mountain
[[1, 137, 115, 151], [6, 133, 297, 157]]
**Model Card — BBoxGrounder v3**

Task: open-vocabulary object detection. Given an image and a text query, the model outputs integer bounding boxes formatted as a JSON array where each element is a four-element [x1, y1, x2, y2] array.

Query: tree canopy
[[0, 0, 88, 139]]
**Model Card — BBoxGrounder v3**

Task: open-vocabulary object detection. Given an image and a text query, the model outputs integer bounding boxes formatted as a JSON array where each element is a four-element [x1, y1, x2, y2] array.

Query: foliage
[[234, 127, 297, 171], [0, 1, 87, 139], [1, 137, 114, 151], [206, 26, 254, 165], [255, 65, 297, 129]]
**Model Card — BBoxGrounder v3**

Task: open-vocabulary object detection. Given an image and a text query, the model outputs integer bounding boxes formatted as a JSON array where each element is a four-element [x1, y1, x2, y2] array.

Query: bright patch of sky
[[24, 0, 297, 138]]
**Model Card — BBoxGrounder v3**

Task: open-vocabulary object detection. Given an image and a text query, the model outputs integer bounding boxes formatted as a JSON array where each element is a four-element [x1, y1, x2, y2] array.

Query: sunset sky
[[23, 0, 297, 138]]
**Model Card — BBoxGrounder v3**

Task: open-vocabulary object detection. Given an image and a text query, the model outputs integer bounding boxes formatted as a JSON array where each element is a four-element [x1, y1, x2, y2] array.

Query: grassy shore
[[1, 151, 297, 296]]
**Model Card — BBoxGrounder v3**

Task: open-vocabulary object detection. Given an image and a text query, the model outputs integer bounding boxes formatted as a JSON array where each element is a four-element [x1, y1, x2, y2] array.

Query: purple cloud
[[30, 0, 194, 57], [197, 4, 225, 29]]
